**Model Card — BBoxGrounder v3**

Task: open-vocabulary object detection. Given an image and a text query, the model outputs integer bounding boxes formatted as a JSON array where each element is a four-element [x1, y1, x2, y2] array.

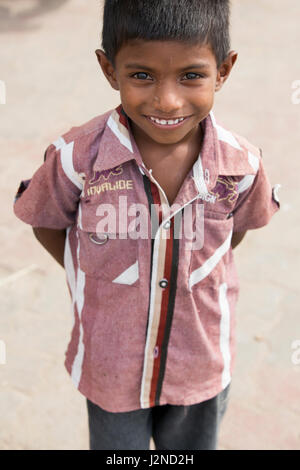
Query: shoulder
[[61, 108, 112, 144], [210, 113, 261, 177], [46, 108, 114, 174]]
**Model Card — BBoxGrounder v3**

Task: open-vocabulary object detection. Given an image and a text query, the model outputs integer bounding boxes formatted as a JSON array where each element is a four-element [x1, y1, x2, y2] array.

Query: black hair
[[101, 0, 231, 69]]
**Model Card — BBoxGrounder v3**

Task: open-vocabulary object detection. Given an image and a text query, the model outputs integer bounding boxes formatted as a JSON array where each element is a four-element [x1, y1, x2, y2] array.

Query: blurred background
[[0, 0, 299, 450]]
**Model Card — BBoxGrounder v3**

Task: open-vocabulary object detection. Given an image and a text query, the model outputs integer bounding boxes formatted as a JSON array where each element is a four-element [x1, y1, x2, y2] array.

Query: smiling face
[[96, 40, 237, 149]]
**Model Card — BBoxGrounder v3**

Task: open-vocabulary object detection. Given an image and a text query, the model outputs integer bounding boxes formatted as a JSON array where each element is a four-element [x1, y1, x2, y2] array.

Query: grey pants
[[86, 384, 230, 450]]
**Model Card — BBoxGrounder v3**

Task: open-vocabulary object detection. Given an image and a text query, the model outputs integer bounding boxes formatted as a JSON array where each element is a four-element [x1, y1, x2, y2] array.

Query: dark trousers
[[86, 384, 230, 450]]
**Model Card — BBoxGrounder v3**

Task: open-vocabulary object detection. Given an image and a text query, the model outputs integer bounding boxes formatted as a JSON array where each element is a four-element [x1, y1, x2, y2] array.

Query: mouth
[[144, 115, 191, 129]]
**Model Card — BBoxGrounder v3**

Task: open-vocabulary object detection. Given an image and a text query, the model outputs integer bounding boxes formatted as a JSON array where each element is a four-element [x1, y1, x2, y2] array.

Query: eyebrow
[[124, 62, 210, 71]]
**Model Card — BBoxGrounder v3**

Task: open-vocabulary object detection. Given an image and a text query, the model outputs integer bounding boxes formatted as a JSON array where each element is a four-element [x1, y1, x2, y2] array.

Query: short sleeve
[[13, 143, 83, 229], [232, 154, 280, 232]]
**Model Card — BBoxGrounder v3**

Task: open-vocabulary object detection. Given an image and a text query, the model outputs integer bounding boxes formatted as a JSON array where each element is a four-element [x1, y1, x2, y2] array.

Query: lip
[[145, 115, 191, 129]]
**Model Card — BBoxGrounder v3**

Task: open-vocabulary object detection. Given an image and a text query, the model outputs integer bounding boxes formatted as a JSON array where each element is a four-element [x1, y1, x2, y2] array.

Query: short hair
[[101, 0, 231, 69]]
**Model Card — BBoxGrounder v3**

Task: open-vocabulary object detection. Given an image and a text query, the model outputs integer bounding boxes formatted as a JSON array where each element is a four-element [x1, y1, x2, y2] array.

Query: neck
[[130, 121, 204, 166]]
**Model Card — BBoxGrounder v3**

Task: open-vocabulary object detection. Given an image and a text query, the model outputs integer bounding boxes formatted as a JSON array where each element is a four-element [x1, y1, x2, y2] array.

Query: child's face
[[96, 40, 237, 147]]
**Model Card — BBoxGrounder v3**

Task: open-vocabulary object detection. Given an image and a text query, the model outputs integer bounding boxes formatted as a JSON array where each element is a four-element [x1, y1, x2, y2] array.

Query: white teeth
[[150, 116, 185, 125]]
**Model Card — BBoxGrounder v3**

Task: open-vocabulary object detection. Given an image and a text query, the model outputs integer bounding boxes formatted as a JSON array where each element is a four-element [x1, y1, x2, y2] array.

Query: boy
[[13, 0, 280, 450]]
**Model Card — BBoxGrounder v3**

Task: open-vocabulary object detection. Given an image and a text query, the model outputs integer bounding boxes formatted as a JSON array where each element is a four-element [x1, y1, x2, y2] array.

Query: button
[[89, 233, 109, 245], [159, 279, 168, 288], [154, 346, 159, 358], [163, 220, 171, 230]]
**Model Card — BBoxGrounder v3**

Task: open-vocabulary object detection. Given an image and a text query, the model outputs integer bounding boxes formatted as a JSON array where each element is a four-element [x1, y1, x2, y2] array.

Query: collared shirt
[[14, 104, 280, 412]]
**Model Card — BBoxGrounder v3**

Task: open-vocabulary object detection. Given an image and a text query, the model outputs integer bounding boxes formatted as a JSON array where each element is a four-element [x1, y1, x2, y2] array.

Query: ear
[[215, 51, 238, 92], [95, 49, 120, 91]]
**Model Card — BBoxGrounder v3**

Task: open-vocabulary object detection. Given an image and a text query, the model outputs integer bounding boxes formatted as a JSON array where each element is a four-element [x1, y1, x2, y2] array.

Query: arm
[[14, 143, 82, 264], [231, 231, 247, 250], [33, 227, 66, 268]]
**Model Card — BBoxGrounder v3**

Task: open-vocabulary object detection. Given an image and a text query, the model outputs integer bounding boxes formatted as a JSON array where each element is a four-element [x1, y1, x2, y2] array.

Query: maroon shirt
[[14, 105, 280, 412]]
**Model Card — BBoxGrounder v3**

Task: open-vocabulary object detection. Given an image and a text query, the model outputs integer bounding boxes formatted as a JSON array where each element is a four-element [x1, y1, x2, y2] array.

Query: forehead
[[114, 39, 217, 70]]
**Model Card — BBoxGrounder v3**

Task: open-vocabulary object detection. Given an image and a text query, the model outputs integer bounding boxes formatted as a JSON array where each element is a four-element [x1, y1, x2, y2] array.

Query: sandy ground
[[0, 0, 299, 450]]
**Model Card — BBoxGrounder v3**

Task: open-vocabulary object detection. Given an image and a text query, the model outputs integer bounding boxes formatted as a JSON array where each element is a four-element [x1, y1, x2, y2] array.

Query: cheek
[[120, 87, 147, 111], [193, 84, 216, 109]]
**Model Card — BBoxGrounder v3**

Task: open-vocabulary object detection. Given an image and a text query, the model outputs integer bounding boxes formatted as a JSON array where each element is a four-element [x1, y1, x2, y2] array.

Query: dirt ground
[[0, 0, 299, 450]]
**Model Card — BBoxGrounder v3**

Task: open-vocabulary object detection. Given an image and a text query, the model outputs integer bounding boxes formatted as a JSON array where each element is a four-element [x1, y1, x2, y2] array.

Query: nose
[[153, 81, 183, 116]]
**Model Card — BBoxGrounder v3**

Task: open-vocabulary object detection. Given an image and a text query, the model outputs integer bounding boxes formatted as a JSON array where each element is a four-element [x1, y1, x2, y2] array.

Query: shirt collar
[[93, 104, 255, 192], [93, 104, 144, 172]]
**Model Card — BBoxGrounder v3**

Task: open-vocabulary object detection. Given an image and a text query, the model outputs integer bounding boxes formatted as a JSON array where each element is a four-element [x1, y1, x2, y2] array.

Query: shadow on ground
[[0, 0, 69, 33]]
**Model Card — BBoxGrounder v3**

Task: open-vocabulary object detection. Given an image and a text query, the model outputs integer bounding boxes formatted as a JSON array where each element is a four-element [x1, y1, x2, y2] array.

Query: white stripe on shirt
[[60, 141, 84, 190], [189, 230, 233, 290]]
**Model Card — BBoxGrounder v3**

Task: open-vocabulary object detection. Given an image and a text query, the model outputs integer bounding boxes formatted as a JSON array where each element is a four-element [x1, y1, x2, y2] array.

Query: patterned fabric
[[13, 104, 280, 412]]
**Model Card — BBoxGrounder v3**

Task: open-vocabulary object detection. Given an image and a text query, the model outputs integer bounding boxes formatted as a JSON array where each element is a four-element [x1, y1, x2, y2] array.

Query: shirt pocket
[[77, 201, 140, 286], [188, 209, 233, 289]]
